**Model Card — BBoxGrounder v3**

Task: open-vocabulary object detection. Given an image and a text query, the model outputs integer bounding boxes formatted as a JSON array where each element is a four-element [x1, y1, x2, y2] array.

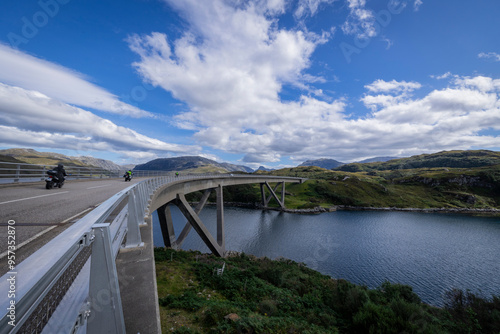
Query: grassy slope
[[254, 164, 500, 211], [336, 150, 500, 172], [155, 248, 500, 334], [0, 148, 90, 167]]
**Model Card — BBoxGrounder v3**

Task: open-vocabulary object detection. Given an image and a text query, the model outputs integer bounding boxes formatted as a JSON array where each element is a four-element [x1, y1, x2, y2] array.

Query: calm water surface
[[152, 207, 500, 306]]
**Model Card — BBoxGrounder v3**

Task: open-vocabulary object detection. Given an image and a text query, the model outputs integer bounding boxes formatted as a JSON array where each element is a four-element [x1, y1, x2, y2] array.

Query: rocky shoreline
[[194, 202, 500, 216]]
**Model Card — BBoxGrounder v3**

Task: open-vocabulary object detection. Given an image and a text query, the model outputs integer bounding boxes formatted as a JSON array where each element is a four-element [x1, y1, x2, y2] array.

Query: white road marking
[[87, 184, 111, 189], [0, 191, 69, 205]]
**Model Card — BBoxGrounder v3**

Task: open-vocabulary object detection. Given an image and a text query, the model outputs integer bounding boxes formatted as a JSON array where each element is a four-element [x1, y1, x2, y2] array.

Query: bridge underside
[[156, 181, 287, 257]]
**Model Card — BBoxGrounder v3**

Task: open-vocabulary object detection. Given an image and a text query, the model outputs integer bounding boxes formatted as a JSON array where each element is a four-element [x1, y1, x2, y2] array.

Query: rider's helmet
[[58, 164, 64, 168]]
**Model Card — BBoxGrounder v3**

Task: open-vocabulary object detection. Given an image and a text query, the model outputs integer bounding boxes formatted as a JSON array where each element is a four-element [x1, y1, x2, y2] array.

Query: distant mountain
[[299, 158, 344, 170], [0, 148, 125, 170], [336, 150, 500, 172], [256, 166, 274, 172], [0, 148, 89, 167], [0, 154, 26, 164], [121, 164, 136, 171], [356, 157, 399, 164], [75, 156, 123, 170], [134, 156, 253, 173]]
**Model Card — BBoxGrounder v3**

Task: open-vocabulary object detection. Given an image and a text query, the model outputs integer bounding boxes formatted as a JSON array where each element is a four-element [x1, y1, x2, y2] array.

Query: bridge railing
[[0, 161, 200, 184], [0, 162, 123, 184], [0, 175, 179, 333], [0, 174, 303, 333]]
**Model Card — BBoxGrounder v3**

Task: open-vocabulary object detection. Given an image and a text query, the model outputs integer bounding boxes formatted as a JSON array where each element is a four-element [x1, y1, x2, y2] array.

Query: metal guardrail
[[0, 161, 190, 184], [0, 173, 303, 333], [0, 175, 172, 333]]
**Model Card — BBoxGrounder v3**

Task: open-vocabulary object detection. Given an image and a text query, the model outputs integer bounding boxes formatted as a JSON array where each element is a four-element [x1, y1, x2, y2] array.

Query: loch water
[[152, 207, 500, 306]]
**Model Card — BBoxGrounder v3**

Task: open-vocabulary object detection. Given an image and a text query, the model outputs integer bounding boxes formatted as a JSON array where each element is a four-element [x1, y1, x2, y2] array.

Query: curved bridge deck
[[0, 174, 305, 334]]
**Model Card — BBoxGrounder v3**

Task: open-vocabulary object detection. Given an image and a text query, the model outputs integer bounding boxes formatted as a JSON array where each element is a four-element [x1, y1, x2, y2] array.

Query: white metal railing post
[[125, 189, 144, 248], [88, 223, 126, 334], [14, 164, 20, 182]]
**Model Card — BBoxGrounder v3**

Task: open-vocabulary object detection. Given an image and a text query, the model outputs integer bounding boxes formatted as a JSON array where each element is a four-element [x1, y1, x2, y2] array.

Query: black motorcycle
[[123, 173, 133, 182], [45, 170, 65, 189]]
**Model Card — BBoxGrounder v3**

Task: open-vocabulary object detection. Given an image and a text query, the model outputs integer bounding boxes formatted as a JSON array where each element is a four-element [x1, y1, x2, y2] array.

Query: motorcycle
[[45, 170, 65, 189], [123, 173, 133, 182]]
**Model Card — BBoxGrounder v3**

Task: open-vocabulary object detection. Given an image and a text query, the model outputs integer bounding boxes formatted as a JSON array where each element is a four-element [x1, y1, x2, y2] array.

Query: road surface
[[0, 178, 148, 260]]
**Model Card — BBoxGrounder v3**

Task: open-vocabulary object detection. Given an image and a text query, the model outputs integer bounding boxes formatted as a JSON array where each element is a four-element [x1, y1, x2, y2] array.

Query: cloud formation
[[365, 79, 421, 93], [0, 83, 200, 158], [414, 0, 423, 11], [128, 0, 500, 163], [0, 44, 153, 118], [478, 52, 500, 62], [341, 0, 377, 39], [295, 0, 336, 18]]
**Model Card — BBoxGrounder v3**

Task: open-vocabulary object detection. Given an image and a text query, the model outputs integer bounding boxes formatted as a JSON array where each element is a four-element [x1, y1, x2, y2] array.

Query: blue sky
[[0, 0, 499, 169]]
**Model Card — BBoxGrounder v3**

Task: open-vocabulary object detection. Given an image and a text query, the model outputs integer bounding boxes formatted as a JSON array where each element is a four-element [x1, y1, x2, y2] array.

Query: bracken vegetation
[[155, 248, 500, 334]]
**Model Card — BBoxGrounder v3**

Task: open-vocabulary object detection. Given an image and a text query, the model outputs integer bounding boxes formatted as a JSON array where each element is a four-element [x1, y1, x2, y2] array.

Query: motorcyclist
[[53, 164, 67, 184], [124, 170, 133, 181]]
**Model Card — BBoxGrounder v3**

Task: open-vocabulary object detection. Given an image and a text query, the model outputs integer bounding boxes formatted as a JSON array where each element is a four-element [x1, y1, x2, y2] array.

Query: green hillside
[[336, 150, 500, 172], [0, 148, 90, 167], [253, 163, 500, 211], [134, 156, 253, 173], [155, 248, 500, 333], [0, 154, 26, 164]]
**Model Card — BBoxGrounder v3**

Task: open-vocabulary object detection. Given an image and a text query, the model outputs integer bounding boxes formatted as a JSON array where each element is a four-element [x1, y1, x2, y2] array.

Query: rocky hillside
[[299, 158, 344, 169], [336, 150, 500, 172], [254, 152, 500, 211], [0, 148, 125, 170], [0, 148, 89, 167], [357, 156, 399, 163], [74, 156, 123, 170], [134, 156, 253, 173]]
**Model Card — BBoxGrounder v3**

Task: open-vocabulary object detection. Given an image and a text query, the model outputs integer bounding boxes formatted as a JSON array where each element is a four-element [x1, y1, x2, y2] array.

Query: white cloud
[[0, 44, 153, 118], [128, 1, 500, 163], [414, 0, 423, 11], [0, 83, 200, 156], [454, 75, 500, 92], [431, 72, 452, 80], [478, 52, 500, 62], [365, 79, 422, 93], [341, 0, 376, 39], [295, 0, 336, 18]]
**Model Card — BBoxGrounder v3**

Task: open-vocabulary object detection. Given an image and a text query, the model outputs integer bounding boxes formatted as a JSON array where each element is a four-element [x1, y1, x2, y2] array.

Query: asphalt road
[[0, 177, 147, 257]]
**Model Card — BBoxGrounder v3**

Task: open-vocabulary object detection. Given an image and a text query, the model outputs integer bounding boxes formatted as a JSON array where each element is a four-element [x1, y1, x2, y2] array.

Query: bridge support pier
[[157, 187, 226, 257], [260, 181, 286, 209]]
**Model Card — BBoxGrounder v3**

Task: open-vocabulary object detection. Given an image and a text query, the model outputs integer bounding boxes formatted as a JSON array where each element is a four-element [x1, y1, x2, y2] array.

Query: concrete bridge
[[0, 174, 304, 334]]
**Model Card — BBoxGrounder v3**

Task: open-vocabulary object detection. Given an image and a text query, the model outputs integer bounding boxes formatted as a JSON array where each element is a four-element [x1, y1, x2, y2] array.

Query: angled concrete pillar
[[175, 194, 224, 257], [176, 189, 211, 247], [260, 183, 267, 206], [281, 182, 285, 205], [216, 184, 225, 252], [261, 182, 286, 209], [157, 204, 177, 248]]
